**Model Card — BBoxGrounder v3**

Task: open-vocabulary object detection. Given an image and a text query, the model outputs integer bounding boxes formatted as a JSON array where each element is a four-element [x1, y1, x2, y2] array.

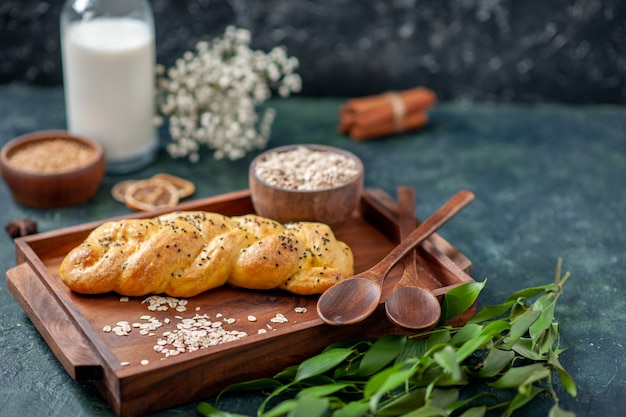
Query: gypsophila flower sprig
[[155, 26, 302, 162]]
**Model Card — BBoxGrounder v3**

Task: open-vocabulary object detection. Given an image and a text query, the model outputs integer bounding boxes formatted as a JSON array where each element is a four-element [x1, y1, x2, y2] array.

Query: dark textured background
[[2, 86, 626, 417], [1, 0, 625, 103]]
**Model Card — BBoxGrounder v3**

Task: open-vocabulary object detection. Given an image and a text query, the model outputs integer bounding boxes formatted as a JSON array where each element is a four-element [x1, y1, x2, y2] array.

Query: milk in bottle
[[61, 0, 157, 173]]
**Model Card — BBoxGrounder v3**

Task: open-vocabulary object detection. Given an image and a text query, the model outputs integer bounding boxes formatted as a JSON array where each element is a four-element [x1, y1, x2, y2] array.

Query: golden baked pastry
[[59, 211, 354, 297]]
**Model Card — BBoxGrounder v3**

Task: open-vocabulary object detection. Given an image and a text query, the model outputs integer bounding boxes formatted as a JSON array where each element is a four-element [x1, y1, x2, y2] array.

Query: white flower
[[156, 26, 301, 162]]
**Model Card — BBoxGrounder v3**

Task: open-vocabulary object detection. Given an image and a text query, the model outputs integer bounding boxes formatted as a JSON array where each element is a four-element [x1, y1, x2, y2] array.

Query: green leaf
[[529, 293, 557, 345], [458, 406, 487, 417], [398, 330, 452, 364], [274, 365, 299, 380], [449, 323, 483, 346], [324, 338, 375, 351], [548, 350, 578, 397], [303, 375, 339, 387], [377, 388, 428, 415], [259, 383, 298, 415], [365, 363, 416, 409], [296, 383, 353, 399], [426, 328, 453, 348], [549, 403, 578, 417], [503, 309, 541, 349], [287, 395, 329, 417], [263, 399, 299, 417], [199, 262, 576, 417], [474, 348, 515, 378], [196, 402, 247, 417], [332, 339, 378, 378], [488, 363, 551, 389], [558, 370, 578, 399], [535, 322, 559, 356], [446, 393, 498, 414], [331, 401, 370, 417], [423, 330, 457, 361], [457, 320, 510, 362], [356, 335, 406, 377], [396, 338, 430, 363], [510, 338, 545, 361], [433, 345, 462, 382], [295, 348, 354, 382], [218, 378, 281, 398], [502, 386, 543, 417], [402, 404, 448, 417], [505, 284, 558, 302], [428, 387, 459, 409], [439, 280, 486, 325], [467, 300, 516, 324]]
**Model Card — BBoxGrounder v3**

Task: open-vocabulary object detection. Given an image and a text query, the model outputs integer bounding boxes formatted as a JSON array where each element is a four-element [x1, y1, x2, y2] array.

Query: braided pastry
[[59, 211, 354, 297]]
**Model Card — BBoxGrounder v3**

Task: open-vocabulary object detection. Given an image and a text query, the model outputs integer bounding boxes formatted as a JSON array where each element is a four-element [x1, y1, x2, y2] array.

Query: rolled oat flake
[[255, 146, 359, 191]]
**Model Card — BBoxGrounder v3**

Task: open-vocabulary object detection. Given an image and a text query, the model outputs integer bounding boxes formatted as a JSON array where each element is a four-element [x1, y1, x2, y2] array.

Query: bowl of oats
[[0, 130, 105, 208], [249, 144, 364, 228]]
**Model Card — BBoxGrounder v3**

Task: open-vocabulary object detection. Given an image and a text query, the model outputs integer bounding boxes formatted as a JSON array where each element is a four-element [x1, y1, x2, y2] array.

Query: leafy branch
[[198, 259, 576, 417]]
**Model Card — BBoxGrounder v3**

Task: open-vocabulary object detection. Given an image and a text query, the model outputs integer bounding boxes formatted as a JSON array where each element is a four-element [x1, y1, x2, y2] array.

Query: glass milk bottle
[[61, 0, 158, 174]]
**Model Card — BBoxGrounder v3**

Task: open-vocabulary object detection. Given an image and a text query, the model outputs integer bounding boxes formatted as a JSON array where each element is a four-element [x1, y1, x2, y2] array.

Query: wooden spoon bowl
[[317, 189, 475, 326], [384, 186, 442, 331]]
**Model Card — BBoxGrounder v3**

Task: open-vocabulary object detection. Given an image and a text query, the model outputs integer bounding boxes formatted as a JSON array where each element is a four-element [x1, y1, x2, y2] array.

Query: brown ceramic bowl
[[249, 144, 364, 229], [0, 130, 105, 208]]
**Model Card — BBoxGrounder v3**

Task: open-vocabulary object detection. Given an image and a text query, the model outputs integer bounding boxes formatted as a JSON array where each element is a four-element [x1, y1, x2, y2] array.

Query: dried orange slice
[[111, 179, 136, 203], [124, 178, 180, 211], [151, 173, 195, 199]]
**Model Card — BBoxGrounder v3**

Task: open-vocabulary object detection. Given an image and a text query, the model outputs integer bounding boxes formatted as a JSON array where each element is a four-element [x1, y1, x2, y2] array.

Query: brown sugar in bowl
[[0, 130, 105, 208], [249, 144, 364, 229]]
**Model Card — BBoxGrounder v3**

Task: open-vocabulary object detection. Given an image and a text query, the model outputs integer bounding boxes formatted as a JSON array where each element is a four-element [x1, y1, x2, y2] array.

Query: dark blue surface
[[1, 85, 625, 416]]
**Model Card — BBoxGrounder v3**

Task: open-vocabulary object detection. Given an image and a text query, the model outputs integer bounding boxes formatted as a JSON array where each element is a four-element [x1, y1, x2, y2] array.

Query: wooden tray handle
[[6, 262, 103, 381]]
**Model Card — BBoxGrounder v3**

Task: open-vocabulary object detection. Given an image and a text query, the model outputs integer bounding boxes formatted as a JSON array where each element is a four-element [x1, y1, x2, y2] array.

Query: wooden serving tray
[[6, 189, 475, 417]]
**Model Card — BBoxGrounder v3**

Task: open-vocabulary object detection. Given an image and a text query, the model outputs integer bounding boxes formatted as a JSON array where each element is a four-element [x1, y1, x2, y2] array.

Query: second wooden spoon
[[317, 189, 475, 326], [384, 187, 442, 330]]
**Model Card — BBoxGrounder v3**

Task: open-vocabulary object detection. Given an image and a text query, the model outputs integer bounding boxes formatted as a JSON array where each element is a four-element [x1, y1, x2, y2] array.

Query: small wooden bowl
[[0, 130, 105, 208], [249, 144, 364, 228]]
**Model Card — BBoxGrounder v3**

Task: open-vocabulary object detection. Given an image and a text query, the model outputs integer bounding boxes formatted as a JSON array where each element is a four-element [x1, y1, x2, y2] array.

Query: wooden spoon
[[384, 187, 442, 330], [316, 189, 475, 326]]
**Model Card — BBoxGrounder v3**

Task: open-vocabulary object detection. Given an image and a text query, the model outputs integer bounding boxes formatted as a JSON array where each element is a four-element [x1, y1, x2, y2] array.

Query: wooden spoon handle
[[398, 186, 417, 242], [370, 190, 475, 277], [397, 187, 420, 286]]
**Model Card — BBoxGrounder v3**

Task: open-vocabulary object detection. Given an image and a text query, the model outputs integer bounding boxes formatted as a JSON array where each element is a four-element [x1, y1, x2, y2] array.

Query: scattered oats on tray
[[106, 295, 312, 365]]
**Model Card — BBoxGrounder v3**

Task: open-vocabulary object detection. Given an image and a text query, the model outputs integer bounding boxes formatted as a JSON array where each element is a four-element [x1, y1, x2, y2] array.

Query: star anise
[[5, 219, 38, 238]]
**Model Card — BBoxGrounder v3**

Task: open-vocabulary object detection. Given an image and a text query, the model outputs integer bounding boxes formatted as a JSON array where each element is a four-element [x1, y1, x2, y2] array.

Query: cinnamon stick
[[339, 87, 436, 141]]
